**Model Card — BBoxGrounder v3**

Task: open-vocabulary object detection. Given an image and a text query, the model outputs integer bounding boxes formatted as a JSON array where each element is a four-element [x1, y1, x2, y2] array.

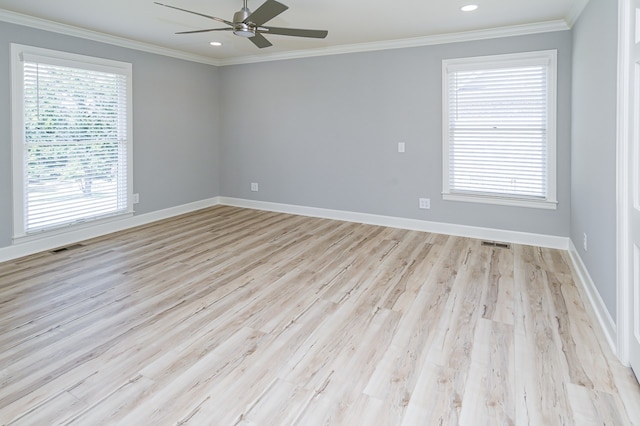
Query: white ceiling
[[0, 0, 587, 65]]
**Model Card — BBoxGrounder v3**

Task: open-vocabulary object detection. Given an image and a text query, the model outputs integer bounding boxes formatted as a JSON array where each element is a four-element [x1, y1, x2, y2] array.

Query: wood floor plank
[[238, 378, 316, 426], [514, 245, 576, 425], [287, 307, 402, 425], [362, 237, 456, 410], [8, 389, 88, 426], [566, 383, 629, 426], [410, 240, 493, 425], [481, 246, 515, 325], [458, 318, 515, 426], [0, 206, 637, 424]]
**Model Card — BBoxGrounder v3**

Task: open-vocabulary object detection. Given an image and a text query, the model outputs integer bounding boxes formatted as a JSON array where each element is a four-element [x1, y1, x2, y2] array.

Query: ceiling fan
[[155, 0, 328, 48]]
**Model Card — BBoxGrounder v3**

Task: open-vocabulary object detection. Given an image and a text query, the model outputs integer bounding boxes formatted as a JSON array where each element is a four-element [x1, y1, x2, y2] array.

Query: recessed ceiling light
[[209, 41, 223, 46], [461, 4, 478, 12]]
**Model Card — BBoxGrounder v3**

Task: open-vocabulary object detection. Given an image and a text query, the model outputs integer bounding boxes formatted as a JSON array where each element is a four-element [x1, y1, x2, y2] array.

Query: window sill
[[442, 193, 557, 210], [13, 211, 134, 245]]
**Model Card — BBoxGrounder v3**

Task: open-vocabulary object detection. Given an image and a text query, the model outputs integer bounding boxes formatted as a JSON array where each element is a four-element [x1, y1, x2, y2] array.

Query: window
[[11, 44, 133, 240], [442, 50, 557, 209]]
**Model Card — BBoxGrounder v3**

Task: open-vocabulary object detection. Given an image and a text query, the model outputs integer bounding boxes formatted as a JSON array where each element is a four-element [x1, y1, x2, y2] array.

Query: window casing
[[442, 50, 557, 209], [11, 44, 133, 240]]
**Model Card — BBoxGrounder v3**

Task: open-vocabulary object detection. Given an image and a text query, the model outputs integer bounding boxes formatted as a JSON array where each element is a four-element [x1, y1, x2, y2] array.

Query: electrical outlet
[[583, 233, 588, 251], [251, 182, 259, 192], [419, 198, 430, 209], [398, 142, 405, 153], [133, 193, 140, 204]]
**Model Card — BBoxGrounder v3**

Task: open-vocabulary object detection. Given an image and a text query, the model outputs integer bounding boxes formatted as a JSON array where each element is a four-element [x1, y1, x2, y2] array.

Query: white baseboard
[[567, 240, 617, 353], [0, 195, 570, 260], [0, 197, 221, 263], [218, 197, 570, 250]]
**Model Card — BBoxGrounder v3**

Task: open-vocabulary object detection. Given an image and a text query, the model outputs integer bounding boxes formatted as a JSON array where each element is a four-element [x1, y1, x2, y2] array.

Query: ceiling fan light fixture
[[233, 23, 256, 37], [233, 29, 256, 38], [461, 4, 478, 12]]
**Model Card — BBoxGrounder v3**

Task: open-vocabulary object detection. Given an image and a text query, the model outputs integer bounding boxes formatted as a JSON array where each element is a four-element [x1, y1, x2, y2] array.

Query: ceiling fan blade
[[249, 32, 273, 48], [176, 28, 233, 34], [259, 26, 328, 39], [154, 2, 233, 26], [245, 0, 288, 26]]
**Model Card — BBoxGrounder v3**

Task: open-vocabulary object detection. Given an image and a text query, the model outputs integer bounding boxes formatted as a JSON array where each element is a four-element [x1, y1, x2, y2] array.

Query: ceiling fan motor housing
[[233, 7, 255, 37]]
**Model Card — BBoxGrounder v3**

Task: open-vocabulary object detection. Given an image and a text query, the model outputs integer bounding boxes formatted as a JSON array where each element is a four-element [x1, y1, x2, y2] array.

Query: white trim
[[0, 7, 569, 67], [11, 44, 25, 240], [568, 240, 618, 354], [219, 21, 570, 66], [0, 9, 221, 66], [13, 212, 134, 244], [442, 193, 558, 210], [616, 0, 632, 366], [20, 51, 130, 75], [0, 195, 570, 263], [0, 195, 569, 262], [218, 197, 569, 250], [0, 197, 221, 263]]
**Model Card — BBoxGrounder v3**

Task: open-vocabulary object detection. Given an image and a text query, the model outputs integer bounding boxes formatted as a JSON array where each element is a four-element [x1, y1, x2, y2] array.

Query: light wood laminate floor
[[1, 206, 639, 425]]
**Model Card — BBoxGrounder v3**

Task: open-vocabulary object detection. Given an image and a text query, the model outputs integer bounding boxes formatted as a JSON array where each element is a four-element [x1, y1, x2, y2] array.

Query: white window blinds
[[13, 46, 133, 237], [442, 51, 557, 209]]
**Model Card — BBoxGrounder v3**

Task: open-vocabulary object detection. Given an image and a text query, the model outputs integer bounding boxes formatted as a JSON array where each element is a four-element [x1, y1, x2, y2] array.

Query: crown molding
[[0, 9, 223, 66], [565, 0, 591, 27], [1, 7, 570, 68], [218, 20, 570, 66]]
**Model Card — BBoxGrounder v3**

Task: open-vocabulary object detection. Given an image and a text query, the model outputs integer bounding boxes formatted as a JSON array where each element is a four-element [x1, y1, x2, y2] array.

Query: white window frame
[[442, 50, 558, 210], [11, 44, 134, 242]]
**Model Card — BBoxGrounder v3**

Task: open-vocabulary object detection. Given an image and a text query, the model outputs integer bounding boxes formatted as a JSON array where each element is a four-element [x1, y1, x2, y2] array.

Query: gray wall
[[219, 31, 572, 236], [0, 21, 221, 249], [571, 0, 619, 319], [1, 10, 618, 326], [0, 20, 575, 255]]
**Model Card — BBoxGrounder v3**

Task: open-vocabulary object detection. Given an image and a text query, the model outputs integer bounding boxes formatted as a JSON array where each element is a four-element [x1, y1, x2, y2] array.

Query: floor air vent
[[50, 243, 84, 254], [481, 241, 511, 249]]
